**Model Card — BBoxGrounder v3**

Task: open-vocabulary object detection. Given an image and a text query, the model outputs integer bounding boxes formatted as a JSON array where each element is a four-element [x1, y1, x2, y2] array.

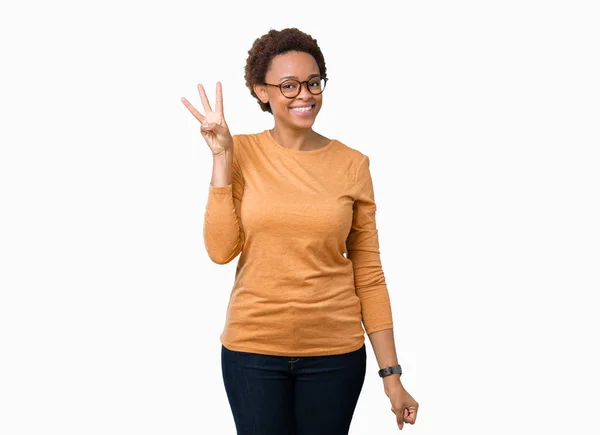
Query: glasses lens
[[280, 80, 300, 98], [307, 77, 326, 95]]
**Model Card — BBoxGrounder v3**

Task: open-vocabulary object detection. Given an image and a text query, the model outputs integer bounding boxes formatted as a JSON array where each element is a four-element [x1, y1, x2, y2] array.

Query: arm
[[346, 155, 399, 391], [348, 156, 419, 427], [203, 138, 245, 264]]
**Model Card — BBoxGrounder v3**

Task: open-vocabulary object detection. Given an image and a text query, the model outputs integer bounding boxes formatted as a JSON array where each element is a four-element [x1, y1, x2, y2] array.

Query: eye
[[281, 81, 298, 90]]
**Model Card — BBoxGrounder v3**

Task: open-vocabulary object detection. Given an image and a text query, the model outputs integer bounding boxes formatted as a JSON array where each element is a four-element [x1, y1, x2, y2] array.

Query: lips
[[289, 104, 315, 115]]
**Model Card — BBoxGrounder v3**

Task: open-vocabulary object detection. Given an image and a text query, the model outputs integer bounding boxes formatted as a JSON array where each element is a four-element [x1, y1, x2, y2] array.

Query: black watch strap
[[378, 364, 402, 377]]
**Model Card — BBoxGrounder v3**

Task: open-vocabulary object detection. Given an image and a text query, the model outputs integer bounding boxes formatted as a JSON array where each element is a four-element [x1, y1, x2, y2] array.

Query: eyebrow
[[279, 73, 320, 80]]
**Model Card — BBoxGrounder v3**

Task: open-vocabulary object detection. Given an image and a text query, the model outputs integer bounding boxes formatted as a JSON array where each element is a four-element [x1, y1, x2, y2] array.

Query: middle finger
[[197, 83, 213, 113]]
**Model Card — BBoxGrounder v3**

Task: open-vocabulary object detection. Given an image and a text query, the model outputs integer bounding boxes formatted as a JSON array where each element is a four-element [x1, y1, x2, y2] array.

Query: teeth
[[291, 105, 313, 112]]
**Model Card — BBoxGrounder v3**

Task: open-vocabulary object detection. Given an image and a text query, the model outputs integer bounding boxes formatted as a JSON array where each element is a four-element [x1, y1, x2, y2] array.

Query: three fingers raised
[[181, 82, 224, 122]]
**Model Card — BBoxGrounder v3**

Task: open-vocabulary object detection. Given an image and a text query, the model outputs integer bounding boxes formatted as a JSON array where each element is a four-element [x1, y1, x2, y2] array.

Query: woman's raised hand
[[181, 82, 233, 157]]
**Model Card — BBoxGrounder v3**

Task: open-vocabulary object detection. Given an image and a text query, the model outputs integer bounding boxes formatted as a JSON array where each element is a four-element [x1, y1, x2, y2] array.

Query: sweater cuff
[[209, 183, 233, 194]]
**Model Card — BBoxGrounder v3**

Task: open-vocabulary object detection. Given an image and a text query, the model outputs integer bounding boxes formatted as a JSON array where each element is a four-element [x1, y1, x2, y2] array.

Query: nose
[[296, 81, 313, 99]]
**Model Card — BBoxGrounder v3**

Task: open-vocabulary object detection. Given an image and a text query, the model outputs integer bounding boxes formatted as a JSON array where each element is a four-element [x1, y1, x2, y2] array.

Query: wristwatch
[[378, 364, 402, 378]]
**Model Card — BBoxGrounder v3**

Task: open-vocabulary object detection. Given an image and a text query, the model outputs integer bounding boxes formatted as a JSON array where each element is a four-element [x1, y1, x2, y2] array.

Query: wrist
[[382, 374, 404, 394], [213, 149, 232, 161], [211, 151, 233, 186]]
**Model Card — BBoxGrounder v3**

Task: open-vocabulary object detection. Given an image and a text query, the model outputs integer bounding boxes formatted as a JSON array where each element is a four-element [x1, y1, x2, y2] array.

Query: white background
[[1, 0, 599, 434]]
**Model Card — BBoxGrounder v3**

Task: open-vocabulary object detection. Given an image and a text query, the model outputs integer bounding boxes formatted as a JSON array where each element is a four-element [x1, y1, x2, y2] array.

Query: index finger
[[198, 83, 213, 113], [181, 97, 205, 123], [215, 82, 224, 114], [397, 406, 405, 429]]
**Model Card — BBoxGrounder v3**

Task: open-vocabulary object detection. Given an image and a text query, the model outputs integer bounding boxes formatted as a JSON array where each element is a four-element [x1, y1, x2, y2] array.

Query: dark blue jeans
[[221, 344, 367, 435]]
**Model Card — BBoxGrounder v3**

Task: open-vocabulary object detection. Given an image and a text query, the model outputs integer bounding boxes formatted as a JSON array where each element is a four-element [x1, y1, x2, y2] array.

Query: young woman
[[182, 27, 418, 435]]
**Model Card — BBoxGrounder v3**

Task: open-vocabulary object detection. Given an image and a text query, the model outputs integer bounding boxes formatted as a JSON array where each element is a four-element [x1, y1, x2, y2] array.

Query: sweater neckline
[[264, 130, 336, 155]]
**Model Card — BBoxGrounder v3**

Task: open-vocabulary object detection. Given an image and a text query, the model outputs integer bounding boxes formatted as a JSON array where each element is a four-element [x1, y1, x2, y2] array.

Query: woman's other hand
[[386, 383, 419, 430]]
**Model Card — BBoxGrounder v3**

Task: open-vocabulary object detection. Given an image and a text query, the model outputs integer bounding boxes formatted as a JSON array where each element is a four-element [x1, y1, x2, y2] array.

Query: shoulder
[[331, 137, 371, 176], [231, 131, 268, 161]]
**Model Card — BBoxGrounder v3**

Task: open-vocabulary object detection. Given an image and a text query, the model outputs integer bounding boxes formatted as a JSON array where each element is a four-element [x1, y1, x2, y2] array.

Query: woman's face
[[255, 51, 323, 130]]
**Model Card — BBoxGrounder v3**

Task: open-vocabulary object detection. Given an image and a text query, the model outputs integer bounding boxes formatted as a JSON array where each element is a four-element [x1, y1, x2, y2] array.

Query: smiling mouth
[[289, 104, 315, 114]]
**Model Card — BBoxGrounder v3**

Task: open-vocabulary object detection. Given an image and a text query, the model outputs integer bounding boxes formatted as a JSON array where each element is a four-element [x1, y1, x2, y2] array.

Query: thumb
[[201, 121, 228, 136], [212, 121, 228, 136], [404, 407, 416, 424]]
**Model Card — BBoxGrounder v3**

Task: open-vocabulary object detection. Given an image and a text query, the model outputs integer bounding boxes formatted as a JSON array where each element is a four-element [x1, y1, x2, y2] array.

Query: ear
[[253, 83, 269, 104]]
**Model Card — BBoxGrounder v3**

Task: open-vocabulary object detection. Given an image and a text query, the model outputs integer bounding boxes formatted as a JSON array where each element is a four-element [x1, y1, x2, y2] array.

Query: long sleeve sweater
[[204, 129, 393, 357]]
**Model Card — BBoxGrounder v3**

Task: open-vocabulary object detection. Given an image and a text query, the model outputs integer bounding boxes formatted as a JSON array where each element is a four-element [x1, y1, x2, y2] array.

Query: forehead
[[266, 51, 319, 80]]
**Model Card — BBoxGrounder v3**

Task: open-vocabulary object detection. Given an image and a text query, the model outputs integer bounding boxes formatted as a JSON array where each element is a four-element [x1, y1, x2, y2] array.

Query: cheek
[[271, 99, 290, 116]]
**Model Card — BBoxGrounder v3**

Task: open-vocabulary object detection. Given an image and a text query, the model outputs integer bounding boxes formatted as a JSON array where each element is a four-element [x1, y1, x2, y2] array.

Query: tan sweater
[[204, 130, 393, 356]]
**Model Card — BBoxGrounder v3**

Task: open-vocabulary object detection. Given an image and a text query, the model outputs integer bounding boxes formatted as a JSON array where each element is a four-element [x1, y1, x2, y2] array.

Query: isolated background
[[1, 0, 599, 434]]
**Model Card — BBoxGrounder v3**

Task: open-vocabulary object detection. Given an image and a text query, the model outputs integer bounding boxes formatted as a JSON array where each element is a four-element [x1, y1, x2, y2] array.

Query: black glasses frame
[[263, 76, 328, 99]]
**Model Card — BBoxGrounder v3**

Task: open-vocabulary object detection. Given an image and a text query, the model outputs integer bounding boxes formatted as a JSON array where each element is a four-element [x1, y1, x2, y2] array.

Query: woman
[[181, 27, 418, 434]]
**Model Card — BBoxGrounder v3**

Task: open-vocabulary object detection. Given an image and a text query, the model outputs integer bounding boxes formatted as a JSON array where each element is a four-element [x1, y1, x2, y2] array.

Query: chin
[[290, 118, 316, 130]]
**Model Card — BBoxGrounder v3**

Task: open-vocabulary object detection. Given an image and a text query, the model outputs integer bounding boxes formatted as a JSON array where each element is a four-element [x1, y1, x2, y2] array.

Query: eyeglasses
[[263, 76, 328, 98]]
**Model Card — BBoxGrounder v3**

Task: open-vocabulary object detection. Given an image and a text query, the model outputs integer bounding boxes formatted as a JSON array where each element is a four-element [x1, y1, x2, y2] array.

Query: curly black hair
[[245, 27, 327, 114]]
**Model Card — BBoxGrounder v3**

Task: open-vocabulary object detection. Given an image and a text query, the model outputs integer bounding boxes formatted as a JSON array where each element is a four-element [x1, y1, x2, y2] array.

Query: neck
[[270, 124, 319, 151]]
